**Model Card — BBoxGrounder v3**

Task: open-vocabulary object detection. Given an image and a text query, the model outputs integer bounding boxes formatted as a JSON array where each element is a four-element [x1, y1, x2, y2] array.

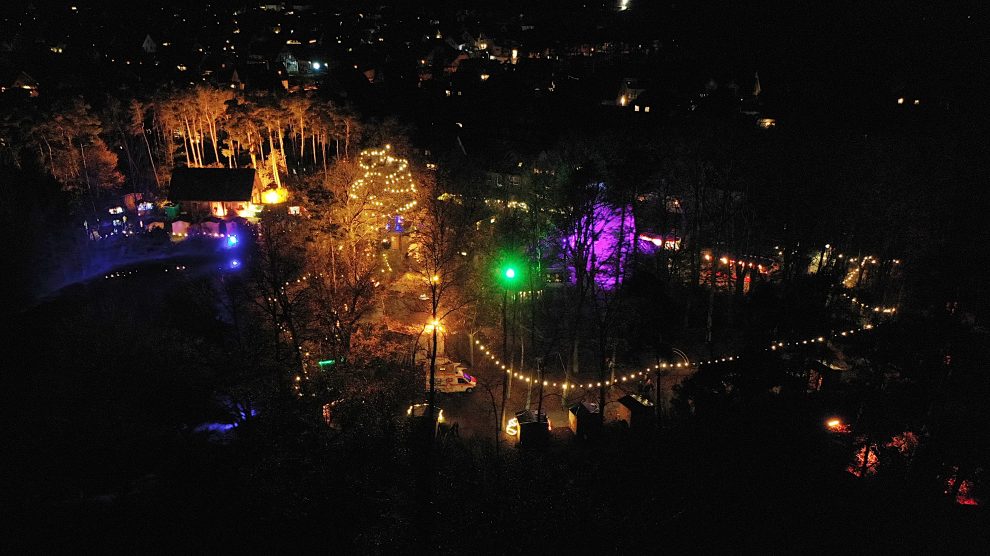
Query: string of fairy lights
[[349, 145, 419, 215], [103, 264, 188, 280], [702, 253, 774, 275], [469, 286, 893, 392], [470, 321, 882, 392], [839, 292, 897, 314]]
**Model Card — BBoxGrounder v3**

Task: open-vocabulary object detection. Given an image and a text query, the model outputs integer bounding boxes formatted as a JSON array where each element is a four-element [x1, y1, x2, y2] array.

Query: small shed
[[616, 394, 656, 429], [515, 409, 550, 448], [568, 402, 600, 440], [170, 220, 190, 236], [200, 220, 221, 236]]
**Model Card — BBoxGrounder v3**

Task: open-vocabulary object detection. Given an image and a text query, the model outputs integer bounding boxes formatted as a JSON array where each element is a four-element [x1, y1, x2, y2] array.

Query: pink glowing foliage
[[564, 203, 636, 290]]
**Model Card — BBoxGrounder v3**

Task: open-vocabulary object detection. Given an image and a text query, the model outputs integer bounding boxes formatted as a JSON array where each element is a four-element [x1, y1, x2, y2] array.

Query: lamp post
[[536, 356, 545, 423], [499, 264, 518, 431]]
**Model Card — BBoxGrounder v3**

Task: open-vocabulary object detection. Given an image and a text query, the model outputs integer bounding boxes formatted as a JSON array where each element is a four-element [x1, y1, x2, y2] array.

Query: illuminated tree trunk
[[298, 116, 305, 161], [141, 129, 160, 189], [270, 151, 282, 188], [344, 120, 351, 159], [210, 119, 220, 165], [182, 117, 197, 166], [322, 132, 328, 178], [180, 131, 192, 168]]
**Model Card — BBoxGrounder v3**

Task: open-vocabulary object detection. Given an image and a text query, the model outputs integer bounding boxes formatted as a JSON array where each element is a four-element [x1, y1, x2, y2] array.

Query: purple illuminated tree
[[564, 201, 636, 291], [558, 187, 637, 421]]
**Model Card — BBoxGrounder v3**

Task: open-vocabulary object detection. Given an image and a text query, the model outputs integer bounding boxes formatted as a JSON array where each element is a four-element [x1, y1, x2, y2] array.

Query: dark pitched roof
[[569, 402, 600, 416], [618, 394, 655, 410], [169, 167, 257, 202]]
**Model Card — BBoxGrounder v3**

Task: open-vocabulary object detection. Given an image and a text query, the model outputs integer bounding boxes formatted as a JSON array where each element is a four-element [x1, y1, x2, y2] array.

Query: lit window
[[644, 106, 650, 113], [634, 105, 640, 112]]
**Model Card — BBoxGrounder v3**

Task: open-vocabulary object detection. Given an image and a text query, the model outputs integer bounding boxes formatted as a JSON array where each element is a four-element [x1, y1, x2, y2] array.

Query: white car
[[425, 368, 477, 394], [418, 293, 429, 301]]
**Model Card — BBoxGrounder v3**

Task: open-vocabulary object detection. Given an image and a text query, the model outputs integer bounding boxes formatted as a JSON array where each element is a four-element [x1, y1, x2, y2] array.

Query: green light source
[[496, 255, 524, 289], [318, 359, 336, 369]]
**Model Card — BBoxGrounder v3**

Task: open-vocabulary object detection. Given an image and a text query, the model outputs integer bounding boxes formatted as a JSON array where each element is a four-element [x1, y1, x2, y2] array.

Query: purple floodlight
[[563, 203, 635, 289]]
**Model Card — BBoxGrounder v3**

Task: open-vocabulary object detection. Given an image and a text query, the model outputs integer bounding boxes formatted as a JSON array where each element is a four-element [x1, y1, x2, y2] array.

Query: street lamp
[[498, 260, 520, 431]]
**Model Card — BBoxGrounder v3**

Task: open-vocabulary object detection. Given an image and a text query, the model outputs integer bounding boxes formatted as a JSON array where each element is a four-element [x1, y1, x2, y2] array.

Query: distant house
[[277, 48, 300, 75], [4, 71, 40, 97], [168, 167, 263, 218], [616, 77, 646, 107], [485, 171, 522, 189], [229, 64, 289, 92]]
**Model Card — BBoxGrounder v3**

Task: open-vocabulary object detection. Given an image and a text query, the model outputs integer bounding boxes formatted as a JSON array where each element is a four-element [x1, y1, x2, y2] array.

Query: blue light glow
[[228, 259, 241, 269], [226, 235, 238, 247]]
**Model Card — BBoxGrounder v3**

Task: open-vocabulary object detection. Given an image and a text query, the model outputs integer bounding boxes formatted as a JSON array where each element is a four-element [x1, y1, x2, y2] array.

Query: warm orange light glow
[[826, 418, 850, 433], [262, 187, 288, 204], [237, 203, 263, 218]]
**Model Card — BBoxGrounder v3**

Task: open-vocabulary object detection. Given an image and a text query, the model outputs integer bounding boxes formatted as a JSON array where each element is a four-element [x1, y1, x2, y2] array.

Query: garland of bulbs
[[349, 144, 419, 216], [103, 264, 188, 281], [471, 294, 890, 391]]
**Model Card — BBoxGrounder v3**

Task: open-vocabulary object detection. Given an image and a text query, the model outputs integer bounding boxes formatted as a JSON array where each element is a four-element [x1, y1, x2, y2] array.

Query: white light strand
[[472, 321, 884, 390]]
